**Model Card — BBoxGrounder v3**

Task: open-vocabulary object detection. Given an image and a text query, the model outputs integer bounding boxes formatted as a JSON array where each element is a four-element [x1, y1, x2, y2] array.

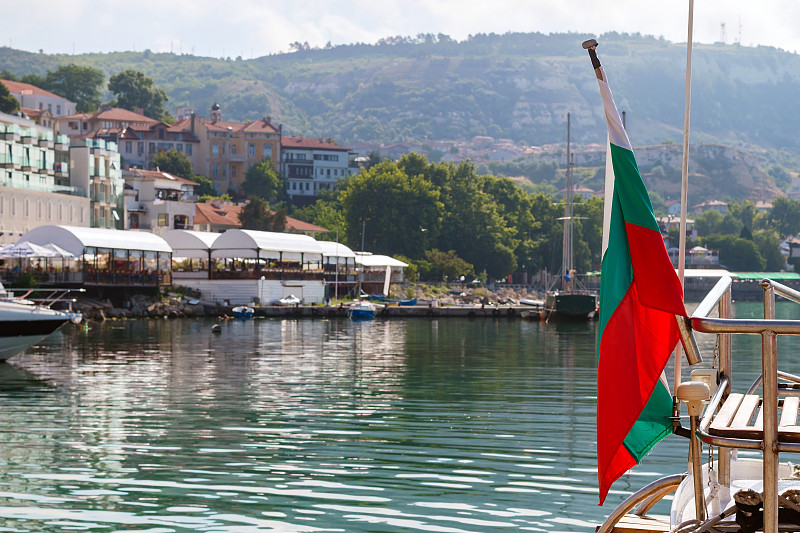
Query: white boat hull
[[0, 300, 72, 360]]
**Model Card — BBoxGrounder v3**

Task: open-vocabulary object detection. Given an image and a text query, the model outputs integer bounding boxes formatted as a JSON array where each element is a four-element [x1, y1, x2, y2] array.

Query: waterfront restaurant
[[355, 253, 409, 295], [167, 229, 325, 305], [318, 241, 357, 299], [15, 225, 172, 287]]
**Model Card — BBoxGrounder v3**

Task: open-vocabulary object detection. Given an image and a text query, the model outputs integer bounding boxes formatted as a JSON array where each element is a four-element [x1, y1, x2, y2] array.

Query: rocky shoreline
[[73, 285, 547, 321]]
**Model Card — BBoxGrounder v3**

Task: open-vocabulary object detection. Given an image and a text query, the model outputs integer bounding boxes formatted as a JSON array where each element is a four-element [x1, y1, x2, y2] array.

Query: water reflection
[[5, 306, 792, 532]]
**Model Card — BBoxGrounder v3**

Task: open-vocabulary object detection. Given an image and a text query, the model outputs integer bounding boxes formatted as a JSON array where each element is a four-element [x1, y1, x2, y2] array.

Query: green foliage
[[753, 230, 784, 271], [242, 161, 282, 202], [45, 64, 104, 112], [695, 210, 725, 237], [291, 196, 343, 239], [703, 234, 766, 271], [768, 197, 800, 237], [237, 195, 286, 231], [189, 175, 217, 197], [108, 70, 168, 119], [151, 150, 193, 179], [422, 249, 475, 281], [198, 193, 232, 202], [0, 81, 19, 113], [340, 160, 443, 258]]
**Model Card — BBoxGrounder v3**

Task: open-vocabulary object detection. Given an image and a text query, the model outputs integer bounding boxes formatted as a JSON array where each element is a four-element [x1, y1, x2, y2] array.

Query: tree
[[242, 161, 282, 201], [0, 82, 19, 114], [151, 149, 215, 197], [238, 196, 286, 231], [340, 160, 443, 258], [695, 210, 725, 237], [704, 234, 766, 271], [151, 150, 193, 179], [45, 65, 104, 112], [753, 230, 784, 271], [768, 197, 800, 237], [422, 249, 475, 281], [108, 70, 168, 119]]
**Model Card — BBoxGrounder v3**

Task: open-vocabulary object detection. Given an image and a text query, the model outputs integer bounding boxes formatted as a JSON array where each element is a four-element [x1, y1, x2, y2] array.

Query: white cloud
[[6, 0, 800, 57]]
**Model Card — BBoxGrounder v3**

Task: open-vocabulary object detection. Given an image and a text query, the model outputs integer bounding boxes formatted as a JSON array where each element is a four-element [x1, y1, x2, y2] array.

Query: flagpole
[[675, 0, 695, 394]]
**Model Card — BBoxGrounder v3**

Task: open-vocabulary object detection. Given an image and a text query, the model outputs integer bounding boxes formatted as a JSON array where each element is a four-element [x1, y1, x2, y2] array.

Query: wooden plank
[[710, 393, 743, 431], [781, 397, 800, 427], [729, 395, 760, 430], [599, 514, 670, 533]]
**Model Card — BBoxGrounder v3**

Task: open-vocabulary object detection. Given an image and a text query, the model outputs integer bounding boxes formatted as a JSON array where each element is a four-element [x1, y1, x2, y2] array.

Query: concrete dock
[[213, 304, 543, 319]]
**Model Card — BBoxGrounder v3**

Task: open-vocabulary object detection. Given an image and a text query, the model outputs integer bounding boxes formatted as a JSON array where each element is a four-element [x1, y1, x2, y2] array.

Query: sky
[[0, 0, 800, 59], [6, 0, 800, 58]]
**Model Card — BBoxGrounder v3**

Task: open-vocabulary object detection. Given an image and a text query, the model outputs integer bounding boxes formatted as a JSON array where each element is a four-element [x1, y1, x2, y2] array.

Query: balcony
[[40, 162, 55, 176], [54, 162, 69, 177], [38, 132, 54, 149], [20, 130, 36, 144], [0, 124, 20, 141], [0, 154, 19, 169], [55, 135, 70, 150], [21, 158, 33, 171]]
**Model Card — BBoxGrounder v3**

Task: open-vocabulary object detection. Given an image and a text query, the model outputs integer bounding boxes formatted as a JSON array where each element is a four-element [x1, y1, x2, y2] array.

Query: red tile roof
[[126, 169, 197, 187], [193, 202, 328, 232], [59, 107, 158, 124], [1, 79, 67, 100], [282, 136, 348, 151]]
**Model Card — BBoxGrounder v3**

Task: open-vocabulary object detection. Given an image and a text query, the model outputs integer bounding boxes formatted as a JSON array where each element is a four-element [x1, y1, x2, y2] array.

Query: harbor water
[[3, 302, 800, 532]]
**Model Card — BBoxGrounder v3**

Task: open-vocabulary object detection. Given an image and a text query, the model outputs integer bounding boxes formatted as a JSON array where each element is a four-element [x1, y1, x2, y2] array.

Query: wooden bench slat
[[710, 393, 744, 431], [729, 394, 760, 430], [604, 514, 670, 532], [781, 397, 800, 427]]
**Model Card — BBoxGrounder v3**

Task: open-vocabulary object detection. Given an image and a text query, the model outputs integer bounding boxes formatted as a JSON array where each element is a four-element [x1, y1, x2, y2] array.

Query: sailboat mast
[[562, 113, 574, 287]]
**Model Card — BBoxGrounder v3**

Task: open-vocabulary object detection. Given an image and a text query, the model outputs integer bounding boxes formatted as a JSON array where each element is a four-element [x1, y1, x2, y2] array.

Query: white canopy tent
[[19, 225, 172, 256], [163, 230, 220, 259], [0, 241, 58, 258], [211, 229, 323, 261], [354, 254, 409, 268], [318, 241, 356, 264]]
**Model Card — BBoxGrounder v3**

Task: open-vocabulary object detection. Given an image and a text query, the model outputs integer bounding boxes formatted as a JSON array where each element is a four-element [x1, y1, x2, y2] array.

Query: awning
[[210, 229, 323, 261], [318, 241, 356, 264], [18, 225, 172, 256], [355, 254, 408, 268], [163, 230, 221, 259]]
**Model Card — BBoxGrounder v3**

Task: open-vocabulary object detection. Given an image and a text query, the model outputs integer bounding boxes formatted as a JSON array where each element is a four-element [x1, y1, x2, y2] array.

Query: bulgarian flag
[[589, 48, 687, 505]]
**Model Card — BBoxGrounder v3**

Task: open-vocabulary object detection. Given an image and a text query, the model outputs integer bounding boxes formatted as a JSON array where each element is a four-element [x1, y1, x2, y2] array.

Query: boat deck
[[599, 514, 669, 532]]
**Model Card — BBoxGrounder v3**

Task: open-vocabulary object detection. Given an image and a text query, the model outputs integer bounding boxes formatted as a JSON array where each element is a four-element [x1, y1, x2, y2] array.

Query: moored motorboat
[[0, 298, 72, 360], [347, 300, 376, 320], [231, 305, 254, 319]]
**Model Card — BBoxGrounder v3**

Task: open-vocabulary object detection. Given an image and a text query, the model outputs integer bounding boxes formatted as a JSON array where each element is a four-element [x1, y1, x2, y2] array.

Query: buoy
[[211, 324, 222, 334]]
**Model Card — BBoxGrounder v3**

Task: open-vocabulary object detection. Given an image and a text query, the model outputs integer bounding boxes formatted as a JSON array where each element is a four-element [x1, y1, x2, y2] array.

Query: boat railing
[[673, 276, 800, 533]]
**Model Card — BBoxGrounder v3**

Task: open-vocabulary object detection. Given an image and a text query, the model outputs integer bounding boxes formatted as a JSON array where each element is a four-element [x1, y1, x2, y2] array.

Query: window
[[158, 129, 164, 140], [82, 121, 88, 130], [212, 164, 219, 178], [149, 143, 155, 153], [56, 104, 61, 114], [138, 142, 144, 154], [212, 142, 219, 156], [158, 213, 168, 226], [48, 103, 52, 112], [177, 143, 183, 152], [231, 166, 237, 178], [125, 141, 132, 153], [186, 144, 192, 156], [263, 144, 271, 159], [327, 169, 331, 176], [249, 143, 255, 157]]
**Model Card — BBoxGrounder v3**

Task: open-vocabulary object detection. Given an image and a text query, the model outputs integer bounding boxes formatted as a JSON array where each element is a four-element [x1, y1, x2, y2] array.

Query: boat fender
[[507, 307, 516, 316], [211, 324, 222, 334], [492, 308, 500, 316]]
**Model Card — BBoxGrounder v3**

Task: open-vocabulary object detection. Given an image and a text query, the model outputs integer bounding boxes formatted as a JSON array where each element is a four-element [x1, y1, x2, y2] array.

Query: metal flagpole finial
[[581, 39, 602, 75]]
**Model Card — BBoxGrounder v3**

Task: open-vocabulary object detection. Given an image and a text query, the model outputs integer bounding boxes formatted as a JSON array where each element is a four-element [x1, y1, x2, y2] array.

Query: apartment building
[[1, 79, 77, 117], [281, 136, 356, 205], [69, 138, 124, 230], [0, 112, 89, 245], [123, 169, 197, 234]]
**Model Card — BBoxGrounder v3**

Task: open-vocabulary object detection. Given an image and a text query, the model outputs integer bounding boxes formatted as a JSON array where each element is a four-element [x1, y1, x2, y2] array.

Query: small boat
[[398, 298, 417, 306], [347, 300, 376, 320], [0, 283, 73, 360], [276, 295, 301, 306], [231, 306, 254, 319]]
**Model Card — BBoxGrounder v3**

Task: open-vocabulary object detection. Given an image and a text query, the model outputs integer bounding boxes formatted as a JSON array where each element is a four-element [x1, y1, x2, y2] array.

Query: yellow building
[[186, 103, 281, 194]]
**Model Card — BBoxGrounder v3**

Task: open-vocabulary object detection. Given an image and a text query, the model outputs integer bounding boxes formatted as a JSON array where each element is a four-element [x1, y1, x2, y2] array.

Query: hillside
[[3, 32, 800, 150]]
